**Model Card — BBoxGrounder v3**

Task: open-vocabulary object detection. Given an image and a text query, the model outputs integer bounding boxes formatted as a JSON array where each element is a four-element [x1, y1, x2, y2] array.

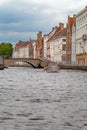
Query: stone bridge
[[4, 58, 48, 68]]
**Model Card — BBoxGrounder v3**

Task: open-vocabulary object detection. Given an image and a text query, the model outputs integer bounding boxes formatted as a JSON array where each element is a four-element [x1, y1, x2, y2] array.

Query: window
[[62, 54, 66, 61], [62, 39, 66, 42], [62, 44, 66, 51]]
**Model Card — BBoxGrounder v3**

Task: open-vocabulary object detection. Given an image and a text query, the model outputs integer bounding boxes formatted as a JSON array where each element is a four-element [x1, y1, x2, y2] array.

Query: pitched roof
[[46, 27, 58, 42], [47, 27, 67, 42], [53, 28, 67, 40], [16, 41, 30, 48], [46, 23, 66, 42]]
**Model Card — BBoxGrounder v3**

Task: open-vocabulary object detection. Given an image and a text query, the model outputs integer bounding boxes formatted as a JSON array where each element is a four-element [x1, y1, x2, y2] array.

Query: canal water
[[0, 67, 87, 130]]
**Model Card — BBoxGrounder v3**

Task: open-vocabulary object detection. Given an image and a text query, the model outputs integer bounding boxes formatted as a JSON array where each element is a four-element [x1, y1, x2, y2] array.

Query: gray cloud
[[0, 0, 86, 44]]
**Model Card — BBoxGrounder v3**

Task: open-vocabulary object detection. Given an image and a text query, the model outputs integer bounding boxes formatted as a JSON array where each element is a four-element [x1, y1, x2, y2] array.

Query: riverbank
[[58, 63, 87, 71]]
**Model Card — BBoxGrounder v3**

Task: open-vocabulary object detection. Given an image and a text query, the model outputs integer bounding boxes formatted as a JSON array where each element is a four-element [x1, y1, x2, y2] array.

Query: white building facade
[[13, 46, 29, 58], [50, 26, 67, 63], [50, 36, 66, 63], [12, 41, 30, 58], [76, 6, 87, 64], [43, 27, 58, 60], [43, 34, 48, 59], [32, 41, 36, 59]]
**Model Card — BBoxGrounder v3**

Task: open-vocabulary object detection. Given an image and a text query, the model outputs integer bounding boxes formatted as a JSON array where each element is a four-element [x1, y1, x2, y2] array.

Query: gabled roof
[[47, 27, 58, 42], [46, 23, 66, 42], [53, 28, 67, 40], [47, 33, 55, 43], [16, 41, 30, 48], [47, 27, 67, 42]]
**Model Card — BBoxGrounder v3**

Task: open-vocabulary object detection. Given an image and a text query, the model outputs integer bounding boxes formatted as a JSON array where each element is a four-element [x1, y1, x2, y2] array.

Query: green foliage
[[0, 42, 13, 58]]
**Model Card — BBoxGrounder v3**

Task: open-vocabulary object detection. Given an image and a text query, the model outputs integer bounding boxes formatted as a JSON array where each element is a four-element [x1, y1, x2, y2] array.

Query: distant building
[[43, 27, 58, 59], [13, 41, 30, 58], [53, 28, 67, 63], [36, 32, 43, 58], [32, 40, 37, 59], [76, 6, 87, 64], [43, 34, 48, 59], [47, 23, 67, 63], [46, 27, 58, 60], [29, 39, 33, 58], [13, 32, 44, 59]]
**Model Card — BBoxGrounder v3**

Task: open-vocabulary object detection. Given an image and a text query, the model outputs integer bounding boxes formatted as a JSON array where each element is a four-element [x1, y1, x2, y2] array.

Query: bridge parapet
[[4, 58, 48, 68]]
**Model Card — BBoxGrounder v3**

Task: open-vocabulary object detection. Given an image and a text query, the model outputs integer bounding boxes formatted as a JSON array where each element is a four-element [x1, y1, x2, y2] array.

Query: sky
[[0, 0, 87, 45]]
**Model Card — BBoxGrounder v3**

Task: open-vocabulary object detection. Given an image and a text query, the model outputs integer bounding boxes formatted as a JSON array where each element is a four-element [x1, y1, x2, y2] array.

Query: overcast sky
[[0, 0, 86, 44]]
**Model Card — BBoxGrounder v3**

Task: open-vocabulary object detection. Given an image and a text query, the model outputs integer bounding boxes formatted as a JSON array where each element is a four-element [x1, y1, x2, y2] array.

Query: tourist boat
[[44, 63, 59, 73]]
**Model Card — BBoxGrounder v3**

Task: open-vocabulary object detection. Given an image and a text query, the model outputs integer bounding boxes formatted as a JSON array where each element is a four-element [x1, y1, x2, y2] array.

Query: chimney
[[44, 34, 47, 37], [52, 27, 55, 31], [59, 23, 64, 30], [73, 14, 76, 17], [55, 26, 58, 29], [37, 31, 42, 40]]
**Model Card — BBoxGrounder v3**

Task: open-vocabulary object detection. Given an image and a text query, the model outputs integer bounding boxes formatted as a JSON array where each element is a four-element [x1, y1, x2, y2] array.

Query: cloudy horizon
[[0, 0, 86, 44]]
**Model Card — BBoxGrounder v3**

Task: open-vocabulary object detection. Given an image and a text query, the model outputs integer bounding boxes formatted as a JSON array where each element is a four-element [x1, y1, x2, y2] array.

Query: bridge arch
[[4, 58, 40, 68], [23, 61, 37, 68], [4, 58, 47, 68]]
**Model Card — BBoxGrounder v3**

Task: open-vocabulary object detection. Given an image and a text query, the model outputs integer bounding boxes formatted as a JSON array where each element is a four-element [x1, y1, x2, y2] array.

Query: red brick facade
[[66, 16, 75, 64], [36, 32, 43, 58]]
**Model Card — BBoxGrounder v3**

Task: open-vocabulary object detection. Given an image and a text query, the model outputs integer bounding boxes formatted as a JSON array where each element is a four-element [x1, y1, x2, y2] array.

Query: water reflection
[[0, 67, 87, 130]]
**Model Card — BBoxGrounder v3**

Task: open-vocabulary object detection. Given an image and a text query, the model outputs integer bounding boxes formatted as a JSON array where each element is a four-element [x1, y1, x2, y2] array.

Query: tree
[[0, 42, 13, 58]]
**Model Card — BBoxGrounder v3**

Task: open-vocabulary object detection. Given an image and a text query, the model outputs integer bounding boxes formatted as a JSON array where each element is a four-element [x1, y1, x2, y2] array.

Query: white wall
[[13, 46, 29, 58], [32, 42, 36, 59], [43, 35, 48, 58], [43, 27, 58, 60], [50, 37, 66, 63], [76, 8, 87, 55]]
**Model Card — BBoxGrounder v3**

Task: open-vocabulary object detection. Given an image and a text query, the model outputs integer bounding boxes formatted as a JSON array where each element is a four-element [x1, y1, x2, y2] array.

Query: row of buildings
[[13, 6, 87, 65]]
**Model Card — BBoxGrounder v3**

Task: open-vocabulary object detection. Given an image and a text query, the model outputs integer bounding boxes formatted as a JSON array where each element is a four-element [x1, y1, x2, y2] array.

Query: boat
[[0, 56, 4, 70], [44, 63, 59, 73], [0, 64, 4, 70]]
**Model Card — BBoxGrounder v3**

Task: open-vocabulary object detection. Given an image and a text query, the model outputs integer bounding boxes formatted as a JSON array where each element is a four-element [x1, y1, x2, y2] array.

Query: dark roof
[[47, 28, 67, 42], [53, 28, 67, 40]]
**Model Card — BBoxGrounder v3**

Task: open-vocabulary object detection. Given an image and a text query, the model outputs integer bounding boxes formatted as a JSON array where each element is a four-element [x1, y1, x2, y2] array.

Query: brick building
[[66, 16, 75, 64], [36, 32, 44, 58]]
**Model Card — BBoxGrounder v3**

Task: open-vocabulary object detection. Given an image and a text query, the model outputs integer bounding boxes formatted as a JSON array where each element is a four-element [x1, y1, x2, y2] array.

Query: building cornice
[[76, 6, 87, 18]]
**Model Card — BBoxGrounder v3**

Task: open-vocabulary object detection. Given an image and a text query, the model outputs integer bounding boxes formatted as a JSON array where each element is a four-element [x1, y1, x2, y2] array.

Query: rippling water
[[0, 67, 87, 130]]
